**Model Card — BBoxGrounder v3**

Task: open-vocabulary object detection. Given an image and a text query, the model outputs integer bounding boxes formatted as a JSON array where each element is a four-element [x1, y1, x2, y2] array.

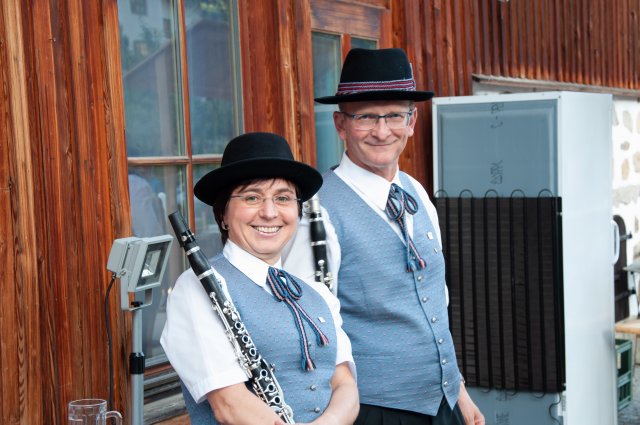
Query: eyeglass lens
[[349, 111, 412, 130]]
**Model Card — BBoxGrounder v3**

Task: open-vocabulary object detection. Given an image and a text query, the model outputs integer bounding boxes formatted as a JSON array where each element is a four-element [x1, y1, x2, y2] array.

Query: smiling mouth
[[365, 138, 397, 147], [253, 226, 280, 234]]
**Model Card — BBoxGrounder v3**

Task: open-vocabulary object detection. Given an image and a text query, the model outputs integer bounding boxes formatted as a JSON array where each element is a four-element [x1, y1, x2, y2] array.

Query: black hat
[[314, 48, 434, 104], [194, 132, 322, 206]]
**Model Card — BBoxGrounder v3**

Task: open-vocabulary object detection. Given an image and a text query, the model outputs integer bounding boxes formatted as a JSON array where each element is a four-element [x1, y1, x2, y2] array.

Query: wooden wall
[[0, 1, 131, 424], [392, 0, 640, 191], [2, 0, 640, 424]]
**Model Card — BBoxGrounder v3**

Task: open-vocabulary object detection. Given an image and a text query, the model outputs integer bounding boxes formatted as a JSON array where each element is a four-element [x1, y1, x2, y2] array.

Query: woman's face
[[223, 178, 299, 265]]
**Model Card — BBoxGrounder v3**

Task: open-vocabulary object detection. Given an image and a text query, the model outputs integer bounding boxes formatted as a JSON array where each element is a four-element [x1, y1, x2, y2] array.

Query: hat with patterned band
[[314, 48, 434, 104]]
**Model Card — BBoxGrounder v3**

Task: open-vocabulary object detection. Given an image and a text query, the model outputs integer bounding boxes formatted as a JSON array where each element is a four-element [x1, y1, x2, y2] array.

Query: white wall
[[612, 97, 640, 317]]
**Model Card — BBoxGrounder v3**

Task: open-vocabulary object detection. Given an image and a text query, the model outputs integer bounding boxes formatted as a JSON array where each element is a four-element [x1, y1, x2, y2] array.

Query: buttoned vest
[[320, 170, 460, 416], [181, 255, 337, 424]]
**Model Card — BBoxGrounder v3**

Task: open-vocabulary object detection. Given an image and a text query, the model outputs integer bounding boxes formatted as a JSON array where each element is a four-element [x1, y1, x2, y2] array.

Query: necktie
[[266, 267, 329, 371], [385, 183, 427, 272]]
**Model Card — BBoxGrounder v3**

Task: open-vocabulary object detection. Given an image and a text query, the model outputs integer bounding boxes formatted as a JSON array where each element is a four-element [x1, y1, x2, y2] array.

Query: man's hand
[[458, 382, 485, 425]]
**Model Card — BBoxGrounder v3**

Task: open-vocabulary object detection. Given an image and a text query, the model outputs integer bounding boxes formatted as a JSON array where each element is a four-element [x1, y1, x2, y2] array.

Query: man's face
[[333, 100, 417, 181]]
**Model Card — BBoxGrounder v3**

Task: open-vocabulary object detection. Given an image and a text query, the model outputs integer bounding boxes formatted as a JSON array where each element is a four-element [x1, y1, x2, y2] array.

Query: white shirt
[[283, 153, 443, 293], [160, 240, 355, 403]]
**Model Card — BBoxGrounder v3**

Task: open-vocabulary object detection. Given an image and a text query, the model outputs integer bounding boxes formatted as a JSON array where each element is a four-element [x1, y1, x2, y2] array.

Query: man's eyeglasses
[[230, 194, 300, 208], [340, 109, 415, 130]]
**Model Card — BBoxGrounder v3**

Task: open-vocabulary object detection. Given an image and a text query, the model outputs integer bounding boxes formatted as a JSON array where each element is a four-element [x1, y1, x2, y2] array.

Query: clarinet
[[307, 194, 334, 291], [168, 211, 295, 423]]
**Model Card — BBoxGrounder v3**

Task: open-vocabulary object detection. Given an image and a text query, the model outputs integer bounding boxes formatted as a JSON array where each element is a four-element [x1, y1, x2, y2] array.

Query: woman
[[160, 132, 359, 425]]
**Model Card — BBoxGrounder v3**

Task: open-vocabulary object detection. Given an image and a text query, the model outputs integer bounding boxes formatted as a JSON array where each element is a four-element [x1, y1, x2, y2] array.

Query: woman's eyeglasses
[[230, 194, 300, 208]]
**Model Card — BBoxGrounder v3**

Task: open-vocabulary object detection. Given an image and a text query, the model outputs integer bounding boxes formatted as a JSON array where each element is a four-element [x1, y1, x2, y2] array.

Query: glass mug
[[68, 399, 122, 425]]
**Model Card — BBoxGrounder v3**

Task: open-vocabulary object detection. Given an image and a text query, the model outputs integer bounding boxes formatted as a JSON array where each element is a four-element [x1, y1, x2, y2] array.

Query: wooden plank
[[311, 0, 380, 39], [488, 0, 500, 76], [541, 0, 551, 80], [561, 0, 576, 82], [432, 0, 448, 96], [155, 413, 191, 425], [239, 0, 287, 135], [451, 0, 467, 94], [30, 0, 69, 420], [175, 0, 195, 228], [0, 1, 132, 423], [509, 3, 522, 77], [592, 0, 603, 85], [341, 0, 389, 9], [514, 0, 525, 77], [442, 0, 456, 94], [497, 0, 510, 77], [554, 0, 564, 81], [1, 0, 43, 422], [470, 0, 482, 76], [479, 0, 491, 75], [423, 0, 437, 96], [630, 0, 640, 88], [621, 0, 629, 88], [575, 0, 585, 84], [292, 0, 317, 166], [393, 0, 427, 186], [608, 0, 617, 86], [532, 0, 541, 79], [275, 0, 302, 147], [462, 0, 476, 91], [615, 319, 640, 336], [0, 4, 20, 422]]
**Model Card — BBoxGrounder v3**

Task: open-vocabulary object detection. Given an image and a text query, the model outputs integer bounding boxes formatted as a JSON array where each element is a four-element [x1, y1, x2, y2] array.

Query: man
[[283, 48, 484, 425]]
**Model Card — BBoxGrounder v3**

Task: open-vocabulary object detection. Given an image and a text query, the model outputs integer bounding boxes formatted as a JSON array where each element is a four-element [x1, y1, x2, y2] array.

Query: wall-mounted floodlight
[[107, 235, 173, 310]]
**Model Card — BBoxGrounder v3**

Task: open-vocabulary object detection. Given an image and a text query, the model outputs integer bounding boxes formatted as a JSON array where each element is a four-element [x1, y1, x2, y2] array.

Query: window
[[308, 0, 386, 172], [312, 33, 377, 172], [117, 0, 242, 405]]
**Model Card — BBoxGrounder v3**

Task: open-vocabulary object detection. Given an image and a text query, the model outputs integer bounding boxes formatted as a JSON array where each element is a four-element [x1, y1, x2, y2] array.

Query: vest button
[[441, 359, 447, 365], [314, 407, 321, 413], [431, 316, 438, 323], [310, 384, 317, 391], [433, 247, 438, 253], [443, 381, 449, 387], [417, 275, 423, 281], [438, 338, 444, 344], [422, 296, 428, 303]]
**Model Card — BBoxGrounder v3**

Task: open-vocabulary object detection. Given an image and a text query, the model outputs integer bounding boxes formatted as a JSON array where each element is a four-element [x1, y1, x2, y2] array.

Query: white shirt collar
[[335, 152, 403, 211], [222, 240, 282, 287]]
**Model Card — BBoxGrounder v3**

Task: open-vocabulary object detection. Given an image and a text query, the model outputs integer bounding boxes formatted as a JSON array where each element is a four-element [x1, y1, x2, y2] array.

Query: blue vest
[[320, 171, 460, 416], [182, 255, 337, 424]]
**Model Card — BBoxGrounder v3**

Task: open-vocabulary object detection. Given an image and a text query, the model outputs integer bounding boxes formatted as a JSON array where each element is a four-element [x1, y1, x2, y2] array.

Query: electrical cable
[[104, 274, 117, 412]]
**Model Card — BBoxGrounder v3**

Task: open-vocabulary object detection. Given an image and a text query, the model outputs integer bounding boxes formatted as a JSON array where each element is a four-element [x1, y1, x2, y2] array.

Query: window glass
[[194, 164, 223, 257], [128, 165, 187, 361], [119, 0, 184, 157], [351, 37, 377, 50], [118, 0, 242, 395], [185, 1, 243, 155], [312, 32, 343, 173]]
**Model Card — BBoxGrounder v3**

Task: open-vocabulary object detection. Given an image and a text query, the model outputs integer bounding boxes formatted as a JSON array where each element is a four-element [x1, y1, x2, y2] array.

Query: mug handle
[[106, 411, 122, 425]]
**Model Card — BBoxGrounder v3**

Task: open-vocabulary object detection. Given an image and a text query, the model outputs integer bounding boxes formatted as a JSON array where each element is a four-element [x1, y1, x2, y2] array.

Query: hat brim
[[194, 158, 323, 206], [314, 89, 434, 104]]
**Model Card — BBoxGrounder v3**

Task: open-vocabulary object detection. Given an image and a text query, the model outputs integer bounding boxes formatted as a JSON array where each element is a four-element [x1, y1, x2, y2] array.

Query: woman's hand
[[275, 362, 358, 425], [207, 382, 282, 425]]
